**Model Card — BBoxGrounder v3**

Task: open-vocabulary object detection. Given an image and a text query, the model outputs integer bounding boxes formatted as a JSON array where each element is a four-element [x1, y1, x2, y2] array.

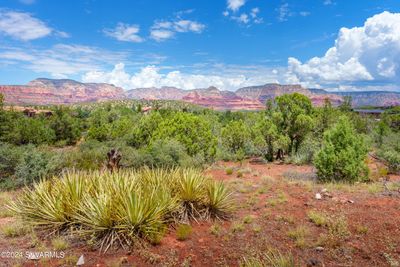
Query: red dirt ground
[[1, 161, 399, 267]]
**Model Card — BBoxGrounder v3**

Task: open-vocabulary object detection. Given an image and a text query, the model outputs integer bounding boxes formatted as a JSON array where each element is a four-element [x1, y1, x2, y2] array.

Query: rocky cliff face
[[237, 84, 343, 106], [309, 89, 400, 107], [0, 78, 124, 105], [0, 78, 398, 109], [182, 87, 265, 110]]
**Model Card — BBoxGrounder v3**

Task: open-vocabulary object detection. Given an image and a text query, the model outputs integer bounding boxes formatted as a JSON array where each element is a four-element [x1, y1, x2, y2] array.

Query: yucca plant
[[115, 186, 176, 245], [71, 191, 118, 251], [10, 167, 234, 252], [205, 180, 234, 220], [8, 180, 69, 231], [173, 169, 208, 221]]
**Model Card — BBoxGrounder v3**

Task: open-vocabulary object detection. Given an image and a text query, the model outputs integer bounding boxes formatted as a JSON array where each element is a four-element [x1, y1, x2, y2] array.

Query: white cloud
[[150, 29, 175, 42], [227, 0, 246, 12], [0, 10, 52, 41], [0, 10, 69, 41], [82, 63, 283, 90], [229, 7, 263, 25], [104, 23, 144, 43], [277, 3, 292, 22], [287, 11, 400, 88], [150, 19, 205, 42], [232, 14, 249, 24], [0, 44, 128, 78]]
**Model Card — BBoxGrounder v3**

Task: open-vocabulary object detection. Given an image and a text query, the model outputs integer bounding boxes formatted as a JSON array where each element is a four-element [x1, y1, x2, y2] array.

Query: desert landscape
[[1, 1, 400, 266]]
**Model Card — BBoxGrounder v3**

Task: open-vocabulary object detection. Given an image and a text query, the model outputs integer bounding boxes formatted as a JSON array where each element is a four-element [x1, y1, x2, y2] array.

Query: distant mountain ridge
[[0, 78, 124, 105], [0, 78, 399, 109], [309, 89, 400, 107]]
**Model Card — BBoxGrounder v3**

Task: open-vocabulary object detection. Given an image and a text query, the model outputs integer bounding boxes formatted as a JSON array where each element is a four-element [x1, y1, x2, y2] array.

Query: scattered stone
[[77, 255, 85, 266], [315, 193, 322, 200], [321, 188, 328, 193], [120, 257, 129, 264], [307, 258, 322, 266], [315, 246, 324, 252]]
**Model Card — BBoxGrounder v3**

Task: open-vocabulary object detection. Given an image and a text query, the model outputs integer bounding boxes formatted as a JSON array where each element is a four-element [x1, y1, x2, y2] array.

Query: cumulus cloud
[[150, 19, 205, 42], [104, 23, 144, 43], [287, 11, 400, 89], [227, 0, 246, 12], [82, 63, 283, 90]]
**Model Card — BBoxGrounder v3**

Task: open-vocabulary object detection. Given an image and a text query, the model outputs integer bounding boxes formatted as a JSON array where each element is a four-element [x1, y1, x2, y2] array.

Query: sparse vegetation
[[307, 210, 328, 227], [51, 236, 69, 250], [287, 225, 310, 248], [240, 249, 296, 267], [1, 221, 31, 238], [176, 224, 192, 241]]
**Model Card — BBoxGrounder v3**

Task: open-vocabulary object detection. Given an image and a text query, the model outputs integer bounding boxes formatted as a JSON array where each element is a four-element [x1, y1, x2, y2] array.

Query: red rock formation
[[182, 87, 265, 110], [236, 84, 343, 107], [0, 78, 124, 105]]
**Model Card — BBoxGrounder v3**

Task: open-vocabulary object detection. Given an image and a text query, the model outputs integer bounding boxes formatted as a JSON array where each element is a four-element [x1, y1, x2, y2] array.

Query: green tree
[[50, 107, 81, 145], [152, 112, 216, 158], [314, 116, 369, 182], [221, 120, 250, 157], [254, 117, 278, 161], [126, 112, 163, 148], [274, 93, 314, 154], [315, 98, 336, 137], [12, 117, 55, 145]]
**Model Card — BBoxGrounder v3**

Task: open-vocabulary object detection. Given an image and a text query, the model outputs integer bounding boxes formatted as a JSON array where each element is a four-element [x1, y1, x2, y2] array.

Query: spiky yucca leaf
[[8, 180, 68, 230], [115, 186, 176, 243], [205, 180, 234, 219]]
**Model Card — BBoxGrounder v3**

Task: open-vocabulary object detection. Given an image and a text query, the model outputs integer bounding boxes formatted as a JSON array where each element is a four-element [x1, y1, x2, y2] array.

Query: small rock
[[321, 188, 328, 193], [120, 257, 129, 264], [307, 258, 322, 266], [76, 255, 85, 266], [315, 246, 324, 252], [347, 199, 354, 204], [315, 193, 322, 200]]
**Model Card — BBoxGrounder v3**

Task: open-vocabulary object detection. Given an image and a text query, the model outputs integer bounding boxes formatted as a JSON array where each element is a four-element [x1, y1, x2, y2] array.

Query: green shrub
[[51, 237, 69, 250], [314, 116, 369, 182], [176, 224, 192, 241], [14, 146, 62, 187], [0, 142, 23, 180], [240, 249, 296, 267], [307, 211, 328, 227], [151, 112, 217, 158], [377, 133, 400, 174]]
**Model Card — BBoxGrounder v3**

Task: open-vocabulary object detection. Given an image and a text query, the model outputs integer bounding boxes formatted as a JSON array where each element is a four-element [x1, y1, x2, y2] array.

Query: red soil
[[1, 161, 399, 266]]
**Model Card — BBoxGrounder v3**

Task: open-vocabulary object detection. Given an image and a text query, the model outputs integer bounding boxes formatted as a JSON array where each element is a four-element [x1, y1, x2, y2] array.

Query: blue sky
[[0, 0, 400, 91]]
